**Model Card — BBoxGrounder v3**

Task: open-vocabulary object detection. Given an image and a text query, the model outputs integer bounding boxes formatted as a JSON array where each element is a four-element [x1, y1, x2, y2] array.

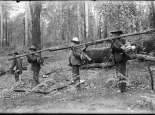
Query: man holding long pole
[[26, 45, 44, 87], [68, 37, 92, 91], [111, 30, 130, 93]]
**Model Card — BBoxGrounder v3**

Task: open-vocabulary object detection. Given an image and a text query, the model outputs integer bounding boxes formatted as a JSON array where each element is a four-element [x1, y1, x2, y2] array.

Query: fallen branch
[[13, 79, 86, 94], [81, 63, 114, 69]]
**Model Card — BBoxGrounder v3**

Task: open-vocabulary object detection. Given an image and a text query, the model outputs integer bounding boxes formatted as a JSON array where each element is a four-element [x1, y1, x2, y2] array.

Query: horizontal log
[[136, 54, 155, 61], [8, 29, 155, 60]]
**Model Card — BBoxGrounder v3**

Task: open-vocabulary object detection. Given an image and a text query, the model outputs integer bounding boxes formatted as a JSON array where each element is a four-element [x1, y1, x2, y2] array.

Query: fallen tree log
[[136, 54, 155, 62], [81, 62, 114, 69]]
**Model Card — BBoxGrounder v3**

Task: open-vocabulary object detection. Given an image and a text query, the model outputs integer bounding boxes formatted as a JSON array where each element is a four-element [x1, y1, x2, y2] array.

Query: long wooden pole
[[8, 29, 155, 61]]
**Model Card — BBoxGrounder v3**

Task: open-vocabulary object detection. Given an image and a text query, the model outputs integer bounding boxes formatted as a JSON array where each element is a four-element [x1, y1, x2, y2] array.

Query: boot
[[118, 81, 127, 93], [75, 78, 81, 91]]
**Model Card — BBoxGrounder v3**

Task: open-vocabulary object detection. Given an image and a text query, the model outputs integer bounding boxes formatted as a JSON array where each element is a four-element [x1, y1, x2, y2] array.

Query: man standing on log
[[69, 37, 92, 91], [26, 45, 44, 87], [111, 30, 130, 92], [9, 51, 23, 83]]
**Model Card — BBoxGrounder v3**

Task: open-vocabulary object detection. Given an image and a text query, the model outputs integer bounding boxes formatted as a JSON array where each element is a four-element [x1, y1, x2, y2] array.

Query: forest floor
[[0, 50, 155, 113]]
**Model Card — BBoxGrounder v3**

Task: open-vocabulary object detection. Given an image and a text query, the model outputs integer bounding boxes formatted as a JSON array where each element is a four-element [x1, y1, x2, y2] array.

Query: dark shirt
[[9, 57, 23, 72], [111, 38, 129, 63], [111, 38, 125, 54], [27, 53, 43, 71]]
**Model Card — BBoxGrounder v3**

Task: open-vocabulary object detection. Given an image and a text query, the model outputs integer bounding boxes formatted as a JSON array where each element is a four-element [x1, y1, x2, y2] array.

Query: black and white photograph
[[0, 0, 155, 113]]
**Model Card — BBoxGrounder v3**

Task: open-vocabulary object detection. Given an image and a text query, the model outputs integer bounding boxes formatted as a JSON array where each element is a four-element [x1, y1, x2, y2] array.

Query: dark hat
[[29, 45, 37, 51], [13, 51, 19, 55], [110, 30, 123, 35]]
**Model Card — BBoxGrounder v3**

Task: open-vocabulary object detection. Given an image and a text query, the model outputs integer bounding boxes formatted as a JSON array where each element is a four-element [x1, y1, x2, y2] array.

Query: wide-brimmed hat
[[13, 51, 19, 55], [29, 45, 37, 51], [110, 30, 123, 35], [71, 37, 80, 44]]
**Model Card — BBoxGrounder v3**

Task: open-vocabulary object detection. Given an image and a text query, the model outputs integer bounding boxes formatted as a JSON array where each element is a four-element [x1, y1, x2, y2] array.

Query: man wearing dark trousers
[[69, 37, 92, 91], [9, 51, 23, 82], [26, 45, 44, 87], [111, 30, 130, 92]]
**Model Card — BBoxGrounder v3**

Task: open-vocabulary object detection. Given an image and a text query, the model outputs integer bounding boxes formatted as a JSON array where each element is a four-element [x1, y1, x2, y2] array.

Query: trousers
[[33, 70, 40, 86], [14, 70, 22, 82], [115, 62, 126, 76], [72, 65, 80, 89]]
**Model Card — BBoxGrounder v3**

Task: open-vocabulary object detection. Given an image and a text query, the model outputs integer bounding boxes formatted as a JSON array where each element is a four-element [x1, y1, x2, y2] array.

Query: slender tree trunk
[[10, 31, 12, 47], [25, 2, 29, 48], [30, 1, 42, 50], [103, 15, 108, 39], [8, 26, 12, 47], [117, 4, 121, 30], [150, 1, 155, 29], [5, 16, 7, 47], [98, 14, 102, 40], [61, 2, 64, 41], [83, 2, 86, 40], [23, 17, 25, 47], [77, 3, 81, 40], [91, 2, 97, 41], [67, 5, 70, 44], [149, 2, 155, 52], [84, 1, 88, 41], [0, 2, 3, 48], [41, 20, 43, 49], [104, 5, 108, 39]]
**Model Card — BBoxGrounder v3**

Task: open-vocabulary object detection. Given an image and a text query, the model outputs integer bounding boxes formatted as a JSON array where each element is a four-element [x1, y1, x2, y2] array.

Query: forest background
[[0, 1, 155, 53]]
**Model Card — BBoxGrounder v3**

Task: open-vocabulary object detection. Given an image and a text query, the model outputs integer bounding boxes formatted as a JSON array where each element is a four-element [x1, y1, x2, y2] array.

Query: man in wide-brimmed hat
[[26, 45, 44, 87], [69, 37, 91, 91], [111, 30, 130, 93]]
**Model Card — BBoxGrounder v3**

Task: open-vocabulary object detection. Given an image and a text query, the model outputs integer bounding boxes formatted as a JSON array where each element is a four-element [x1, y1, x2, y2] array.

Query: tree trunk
[[84, 1, 89, 41], [23, 17, 25, 47], [98, 15, 102, 40], [77, 3, 81, 41], [117, 4, 121, 30], [41, 19, 43, 49], [103, 17, 108, 38], [24, 2, 29, 48], [61, 2, 65, 41], [10, 31, 12, 47], [150, 1, 155, 29], [0, 2, 3, 48], [91, 2, 97, 41], [149, 1, 155, 51], [5, 16, 7, 47], [8, 26, 12, 47], [30, 1, 42, 50], [67, 5, 70, 44]]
